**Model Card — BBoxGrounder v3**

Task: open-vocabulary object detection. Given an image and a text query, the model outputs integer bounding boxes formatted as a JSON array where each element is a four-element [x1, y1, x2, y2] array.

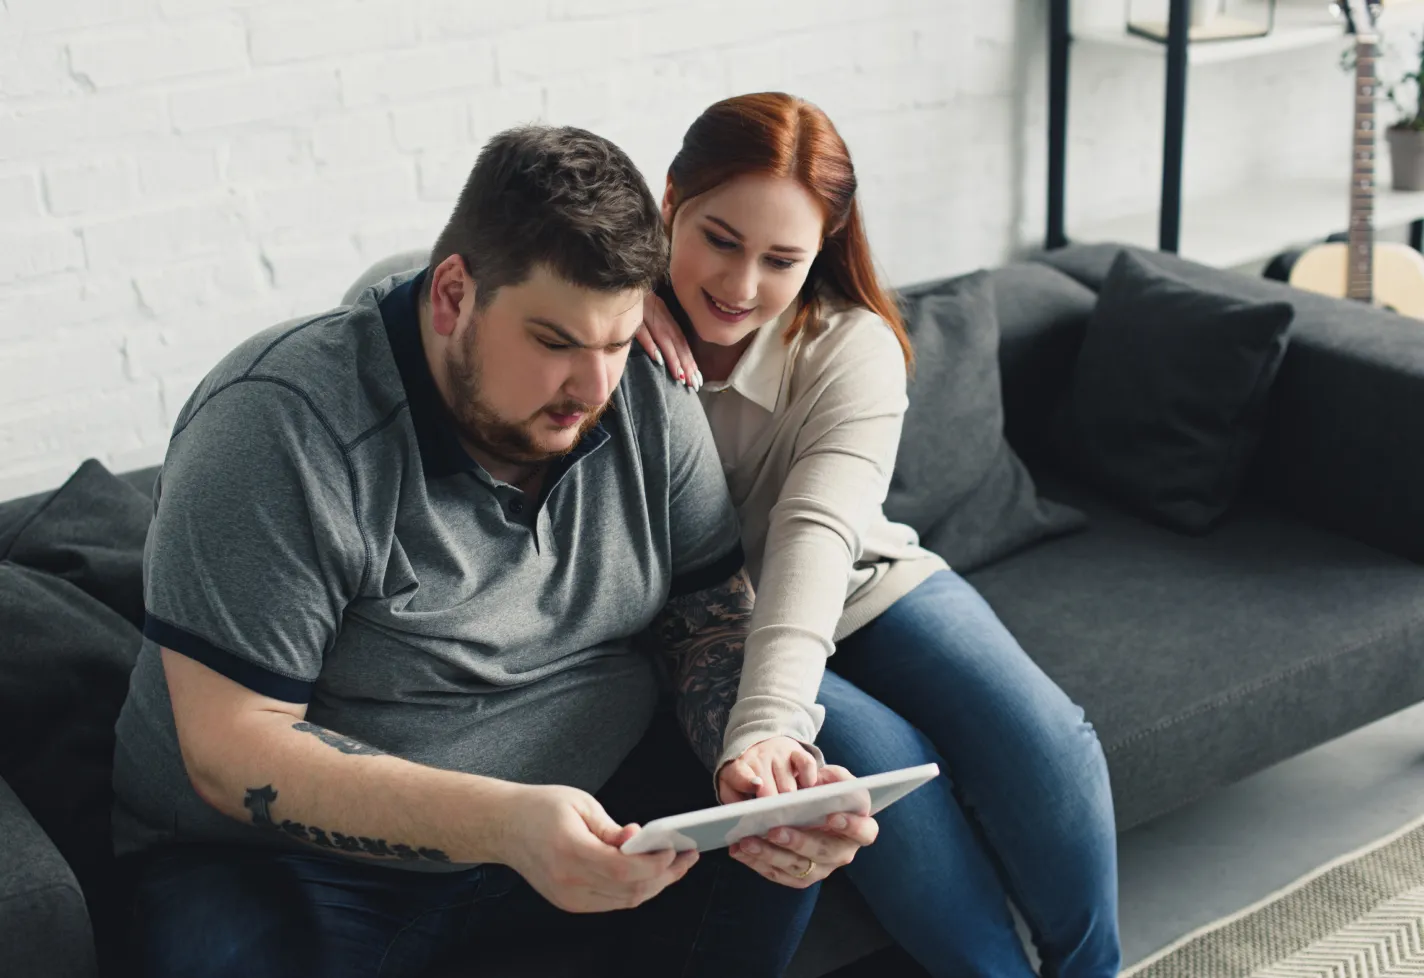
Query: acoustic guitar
[[1276, 0, 1424, 317]]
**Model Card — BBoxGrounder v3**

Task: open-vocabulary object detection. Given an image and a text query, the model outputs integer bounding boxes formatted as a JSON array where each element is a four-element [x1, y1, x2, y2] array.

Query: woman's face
[[664, 173, 824, 350]]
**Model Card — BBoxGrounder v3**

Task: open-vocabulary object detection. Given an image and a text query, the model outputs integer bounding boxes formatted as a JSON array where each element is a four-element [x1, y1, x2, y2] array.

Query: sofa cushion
[[0, 486, 51, 560], [885, 270, 1086, 572], [988, 262, 1098, 467], [964, 471, 1424, 832], [0, 563, 141, 974], [0, 563, 141, 879], [0, 460, 152, 973], [1055, 250, 1294, 534], [119, 465, 160, 501], [0, 775, 97, 978]]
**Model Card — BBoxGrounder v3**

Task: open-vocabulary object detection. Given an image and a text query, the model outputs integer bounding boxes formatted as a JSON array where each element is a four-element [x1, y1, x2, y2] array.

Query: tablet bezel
[[619, 762, 940, 855]]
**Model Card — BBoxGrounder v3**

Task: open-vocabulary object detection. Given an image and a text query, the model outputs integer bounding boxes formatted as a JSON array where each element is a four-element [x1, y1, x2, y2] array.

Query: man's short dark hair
[[430, 126, 667, 309]]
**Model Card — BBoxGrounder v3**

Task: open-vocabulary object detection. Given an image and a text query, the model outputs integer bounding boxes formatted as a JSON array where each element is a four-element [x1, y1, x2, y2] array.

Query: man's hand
[[716, 736, 819, 803], [726, 764, 878, 888], [502, 784, 699, 913]]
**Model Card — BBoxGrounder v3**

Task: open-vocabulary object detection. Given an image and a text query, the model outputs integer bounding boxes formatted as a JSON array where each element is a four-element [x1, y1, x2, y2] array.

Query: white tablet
[[619, 762, 940, 855]]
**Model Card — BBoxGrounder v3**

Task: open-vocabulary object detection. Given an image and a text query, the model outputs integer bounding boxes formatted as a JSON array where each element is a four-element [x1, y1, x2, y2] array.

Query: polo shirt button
[[508, 497, 524, 516]]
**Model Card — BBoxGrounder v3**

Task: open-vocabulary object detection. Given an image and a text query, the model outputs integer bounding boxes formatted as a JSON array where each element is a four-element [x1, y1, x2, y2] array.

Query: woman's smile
[[704, 289, 756, 323]]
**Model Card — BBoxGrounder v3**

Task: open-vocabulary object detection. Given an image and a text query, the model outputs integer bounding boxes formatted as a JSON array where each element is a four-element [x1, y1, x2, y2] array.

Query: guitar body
[[1288, 240, 1424, 317]]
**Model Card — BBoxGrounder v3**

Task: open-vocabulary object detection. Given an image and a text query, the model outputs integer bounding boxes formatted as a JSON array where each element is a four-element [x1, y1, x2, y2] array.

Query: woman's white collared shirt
[[693, 302, 948, 771]]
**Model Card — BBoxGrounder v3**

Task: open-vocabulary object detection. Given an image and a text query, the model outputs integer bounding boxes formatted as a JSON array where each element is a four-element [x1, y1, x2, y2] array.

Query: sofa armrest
[[1253, 303, 1424, 564], [0, 776, 97, 978]]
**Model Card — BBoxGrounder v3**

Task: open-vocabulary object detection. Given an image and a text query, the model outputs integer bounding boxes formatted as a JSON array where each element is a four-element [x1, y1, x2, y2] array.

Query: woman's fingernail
[[750, 775, 764, 786], [771, 829, 790, 844], [741, 840, 761, 854], [653, 349, 664, 366], [830, 814, 848, 830], [694, 370, 704, 389]]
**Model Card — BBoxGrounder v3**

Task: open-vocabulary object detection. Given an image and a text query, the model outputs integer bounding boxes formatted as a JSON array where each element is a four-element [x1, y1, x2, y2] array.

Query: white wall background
[[0, 0, 1399, 497]]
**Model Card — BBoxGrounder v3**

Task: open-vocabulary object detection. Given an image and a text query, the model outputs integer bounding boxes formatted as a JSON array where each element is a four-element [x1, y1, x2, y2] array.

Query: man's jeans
[[121, 712, 819, 978], [817, 569, 1122, 978]]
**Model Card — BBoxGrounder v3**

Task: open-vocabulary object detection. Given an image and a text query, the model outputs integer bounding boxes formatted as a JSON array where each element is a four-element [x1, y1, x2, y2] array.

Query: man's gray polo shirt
[[111, 269, 743, 863]]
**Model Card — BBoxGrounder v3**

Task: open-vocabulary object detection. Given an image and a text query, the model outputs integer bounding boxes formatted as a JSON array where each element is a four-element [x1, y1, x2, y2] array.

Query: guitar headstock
[[1332, 0, 1381, 34]]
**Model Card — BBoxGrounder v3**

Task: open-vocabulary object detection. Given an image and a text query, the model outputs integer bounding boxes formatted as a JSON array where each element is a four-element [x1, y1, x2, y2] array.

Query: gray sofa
[[3, 242, 1422, 977]]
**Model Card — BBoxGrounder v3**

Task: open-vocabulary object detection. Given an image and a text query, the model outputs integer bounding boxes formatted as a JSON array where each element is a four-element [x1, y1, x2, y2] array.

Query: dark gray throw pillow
[[0, 564, 140, 978], [5, 458, 152, 628], [884, 270, 1087, 572], [1058, 250, 1294, 534], [0, 566, 140, 868], [0, 460, 152, 973]]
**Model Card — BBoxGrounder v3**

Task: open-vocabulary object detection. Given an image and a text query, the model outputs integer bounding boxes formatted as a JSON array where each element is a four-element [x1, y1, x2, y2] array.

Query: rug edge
[[1119, 808, 1424, 977]]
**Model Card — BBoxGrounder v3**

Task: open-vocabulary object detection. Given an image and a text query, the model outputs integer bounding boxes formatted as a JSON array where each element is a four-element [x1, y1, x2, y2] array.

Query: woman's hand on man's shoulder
[[635, 291, 702, 391]]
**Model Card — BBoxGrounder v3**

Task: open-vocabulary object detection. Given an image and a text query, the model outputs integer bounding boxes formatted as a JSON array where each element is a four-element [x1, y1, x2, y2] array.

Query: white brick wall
[[0, 0, 1377, 497], [67, 20, 250, 88]]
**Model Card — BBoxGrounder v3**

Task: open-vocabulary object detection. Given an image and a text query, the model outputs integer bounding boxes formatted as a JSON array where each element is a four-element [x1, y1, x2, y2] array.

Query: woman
[[640, 93, 1122, 977]]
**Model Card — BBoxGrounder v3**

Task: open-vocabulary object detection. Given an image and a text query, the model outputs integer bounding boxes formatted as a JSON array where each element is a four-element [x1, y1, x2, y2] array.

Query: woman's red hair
[[666, 92, 912, 370]]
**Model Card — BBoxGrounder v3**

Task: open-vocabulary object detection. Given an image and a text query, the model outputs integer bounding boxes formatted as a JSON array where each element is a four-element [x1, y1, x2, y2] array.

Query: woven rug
[[1121, 811, 1424, 977]]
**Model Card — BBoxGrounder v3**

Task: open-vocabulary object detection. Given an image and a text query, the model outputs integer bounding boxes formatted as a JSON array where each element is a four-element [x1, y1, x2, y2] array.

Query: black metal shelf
[[1046, 0, 1424, 258], [1047, 0, 1193, 253]]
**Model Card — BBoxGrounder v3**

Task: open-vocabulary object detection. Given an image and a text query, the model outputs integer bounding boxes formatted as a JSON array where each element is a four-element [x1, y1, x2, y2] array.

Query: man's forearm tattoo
[[292, 721, 386, 756], [650, 569, 754, 771], [243, 785, 450, 863]]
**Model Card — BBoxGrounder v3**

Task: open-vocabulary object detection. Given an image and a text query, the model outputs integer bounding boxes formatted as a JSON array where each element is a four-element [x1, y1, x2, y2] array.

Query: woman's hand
[[635, 291, 701, 390], [716, 735, 819, 804], [728, 764, 879, 889]]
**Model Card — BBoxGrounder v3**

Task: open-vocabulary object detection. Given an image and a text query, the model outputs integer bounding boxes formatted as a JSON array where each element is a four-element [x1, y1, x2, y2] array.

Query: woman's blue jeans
[[816, 570, 1121, 977]]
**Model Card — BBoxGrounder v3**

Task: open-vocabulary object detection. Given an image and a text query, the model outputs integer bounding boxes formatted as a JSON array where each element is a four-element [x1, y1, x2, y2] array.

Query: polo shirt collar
[[378, 268, 610, 483]]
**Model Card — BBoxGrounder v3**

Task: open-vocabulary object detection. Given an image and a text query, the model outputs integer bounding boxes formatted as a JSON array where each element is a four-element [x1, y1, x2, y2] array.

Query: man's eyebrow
[[705, 215, 808, 255], [527, 318, 585, 347], [527, 317, 641, 348]]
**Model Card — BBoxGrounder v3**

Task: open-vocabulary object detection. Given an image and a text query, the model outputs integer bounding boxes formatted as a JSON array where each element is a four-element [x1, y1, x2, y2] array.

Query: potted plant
[[1383, 33, 1424, 191]]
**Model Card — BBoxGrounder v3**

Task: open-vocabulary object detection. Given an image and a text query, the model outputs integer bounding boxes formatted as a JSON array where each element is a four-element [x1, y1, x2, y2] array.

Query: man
[[111, 126, 876, 978]]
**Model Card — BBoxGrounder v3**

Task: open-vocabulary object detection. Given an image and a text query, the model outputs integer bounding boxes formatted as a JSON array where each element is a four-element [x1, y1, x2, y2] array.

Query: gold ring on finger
[[794, 858, 816, 880]]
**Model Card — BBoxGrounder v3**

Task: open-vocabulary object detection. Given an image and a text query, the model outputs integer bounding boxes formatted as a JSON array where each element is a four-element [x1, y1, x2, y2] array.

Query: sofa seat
[[967, 472, 1424, 832]]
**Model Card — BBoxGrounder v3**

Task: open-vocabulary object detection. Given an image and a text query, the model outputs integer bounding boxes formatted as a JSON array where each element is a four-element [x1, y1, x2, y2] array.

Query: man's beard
[[443, 321, 609, 468]]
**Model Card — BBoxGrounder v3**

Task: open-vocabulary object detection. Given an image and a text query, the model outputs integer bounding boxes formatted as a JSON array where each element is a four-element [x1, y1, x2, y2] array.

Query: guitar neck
[[1349, 30, 1379, 304]]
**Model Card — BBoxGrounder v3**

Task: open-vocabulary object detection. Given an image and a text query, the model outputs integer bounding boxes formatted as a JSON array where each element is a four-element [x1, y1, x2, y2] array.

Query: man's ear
[[429, 255, 470, 337], [661, 176, 676, 228]]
